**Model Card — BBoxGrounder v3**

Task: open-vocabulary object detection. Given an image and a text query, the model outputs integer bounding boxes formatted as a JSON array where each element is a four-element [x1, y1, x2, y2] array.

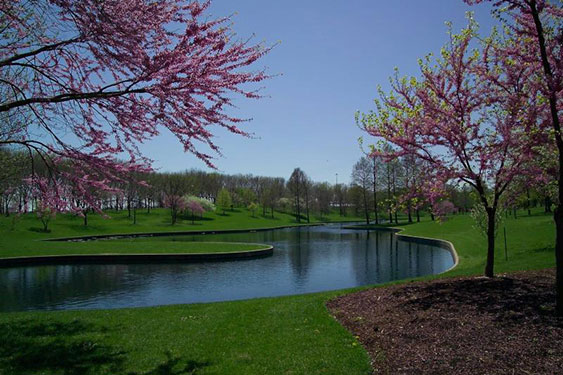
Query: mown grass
[[0, 207, 362, 258], [0, 208, 555, 374]]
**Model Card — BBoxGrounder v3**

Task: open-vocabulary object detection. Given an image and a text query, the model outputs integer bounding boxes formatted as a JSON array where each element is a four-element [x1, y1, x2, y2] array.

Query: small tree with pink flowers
[[163, 194, 186, 225], [186, 200, 204, 225], [358, 19, 546, 278]]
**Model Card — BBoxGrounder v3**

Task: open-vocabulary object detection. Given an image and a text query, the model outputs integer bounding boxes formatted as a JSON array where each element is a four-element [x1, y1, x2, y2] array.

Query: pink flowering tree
[[464, 0, 563, 316], [358, 19, 546, 278], [186, 199, 204, 225], [163, 194, 187, 225], [0, 0, 270, 214]]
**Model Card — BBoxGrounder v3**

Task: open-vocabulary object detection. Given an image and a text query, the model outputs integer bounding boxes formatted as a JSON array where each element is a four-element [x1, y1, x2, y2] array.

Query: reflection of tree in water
[[350, 231, 444, 285], [351, 231, 386, 286], [0, 265, 136, 311], [288, 228, 312, 285]]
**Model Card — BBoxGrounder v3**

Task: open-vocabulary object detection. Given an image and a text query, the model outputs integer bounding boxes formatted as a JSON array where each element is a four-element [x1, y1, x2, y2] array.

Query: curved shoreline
[[0, 245, 274, 267], [42, 223, 327, 242], [342, 224, 459, 274]]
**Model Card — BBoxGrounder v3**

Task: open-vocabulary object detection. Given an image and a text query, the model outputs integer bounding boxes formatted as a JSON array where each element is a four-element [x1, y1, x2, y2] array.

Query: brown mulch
[[327, 269, 563, 375]]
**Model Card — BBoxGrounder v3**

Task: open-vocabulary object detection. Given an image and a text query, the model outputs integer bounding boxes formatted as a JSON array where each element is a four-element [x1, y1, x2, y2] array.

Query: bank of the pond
[[0, 243, 273, 267], [0, 210, 555, 374]]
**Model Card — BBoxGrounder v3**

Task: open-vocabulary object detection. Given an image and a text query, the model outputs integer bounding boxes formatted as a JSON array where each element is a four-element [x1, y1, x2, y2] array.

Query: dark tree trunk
[[526, 189, 531, 216], [373, 190, 378, 225], [394, 211, 398, 225], [373, 156, 379, 224], [295, 189, 301, 223], [529, 0, 562, 316], [363, 190, 370, 225], [416, 209, 420, 222], [545, 196, 552, 213], [485, 207, 496, 278], [83, 211, 88, 227], [407, 202, 412, 223], [556, 207, 563, 316], [305, 186, 310, 224]]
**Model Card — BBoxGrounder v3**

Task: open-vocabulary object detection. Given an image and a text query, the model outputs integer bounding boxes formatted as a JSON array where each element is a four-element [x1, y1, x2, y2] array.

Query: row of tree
[[1, 147, 552, 230]]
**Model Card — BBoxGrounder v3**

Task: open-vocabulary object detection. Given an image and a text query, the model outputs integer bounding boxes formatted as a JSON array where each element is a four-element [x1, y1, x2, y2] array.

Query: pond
[[0, 225, 455, 312]]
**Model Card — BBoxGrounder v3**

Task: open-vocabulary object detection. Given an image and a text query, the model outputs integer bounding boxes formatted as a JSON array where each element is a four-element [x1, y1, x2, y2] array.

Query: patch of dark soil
[[327, 269, 563, 374]]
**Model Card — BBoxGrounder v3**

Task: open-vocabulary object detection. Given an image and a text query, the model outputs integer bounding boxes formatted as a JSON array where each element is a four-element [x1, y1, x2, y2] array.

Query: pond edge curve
[[0, 245, 274, 267]]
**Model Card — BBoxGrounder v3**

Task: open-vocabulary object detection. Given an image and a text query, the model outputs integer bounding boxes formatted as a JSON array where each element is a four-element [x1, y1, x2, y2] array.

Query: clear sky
[[139, 0, 497, 184]]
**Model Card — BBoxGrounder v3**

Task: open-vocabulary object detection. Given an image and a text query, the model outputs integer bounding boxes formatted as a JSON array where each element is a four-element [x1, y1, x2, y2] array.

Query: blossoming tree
[[0, 0, 270, 214], [358, 19, 546, 279], [464, 0, 563, 315]]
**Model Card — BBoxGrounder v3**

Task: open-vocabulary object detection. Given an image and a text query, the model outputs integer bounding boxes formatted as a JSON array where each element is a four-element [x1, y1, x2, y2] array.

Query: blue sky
[[139, 0, 497, 184]]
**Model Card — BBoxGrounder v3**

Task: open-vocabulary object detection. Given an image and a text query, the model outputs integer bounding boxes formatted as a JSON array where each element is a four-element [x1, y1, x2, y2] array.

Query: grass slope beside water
[[0, 209, 556, 374]]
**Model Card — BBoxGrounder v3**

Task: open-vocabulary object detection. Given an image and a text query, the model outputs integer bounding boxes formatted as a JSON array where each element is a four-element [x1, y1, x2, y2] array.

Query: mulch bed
[[327, 269, 563, 375]]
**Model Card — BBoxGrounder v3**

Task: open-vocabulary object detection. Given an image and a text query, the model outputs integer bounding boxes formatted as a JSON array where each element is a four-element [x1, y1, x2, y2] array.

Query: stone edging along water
[[342, 225, 460, 274]]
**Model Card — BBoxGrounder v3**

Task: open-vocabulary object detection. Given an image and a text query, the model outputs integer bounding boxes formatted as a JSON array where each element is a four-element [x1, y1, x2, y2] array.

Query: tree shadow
[[533, 245, 553, 253], [28, 227, 51, 233], [398, 272, 563, 328], [130, 352, 210, 375], [0, 319, 124, 375], [0, 319, 210, 375]]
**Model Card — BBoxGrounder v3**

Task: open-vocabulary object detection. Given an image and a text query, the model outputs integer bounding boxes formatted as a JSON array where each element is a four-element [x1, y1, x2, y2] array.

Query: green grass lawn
[[0, 207, 362, 258], [0, 209, 556, 374]]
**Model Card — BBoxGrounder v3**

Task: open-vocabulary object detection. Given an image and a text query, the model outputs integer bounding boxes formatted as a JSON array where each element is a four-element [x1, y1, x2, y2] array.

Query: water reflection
[[0, 226, 454, 312]]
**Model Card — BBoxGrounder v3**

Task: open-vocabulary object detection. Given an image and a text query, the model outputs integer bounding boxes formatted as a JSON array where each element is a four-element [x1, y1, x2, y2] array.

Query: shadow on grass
[[0, 319, 210, 375], [28, 227, 51, 233], [533, 245, 553, 253]]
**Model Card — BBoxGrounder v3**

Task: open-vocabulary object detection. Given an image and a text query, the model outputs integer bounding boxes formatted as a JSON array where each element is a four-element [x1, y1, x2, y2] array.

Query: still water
[[0, 225, 454, 312]]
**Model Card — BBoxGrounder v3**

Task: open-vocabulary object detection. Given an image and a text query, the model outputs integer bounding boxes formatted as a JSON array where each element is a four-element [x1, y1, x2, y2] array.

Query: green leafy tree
[[217, 188, 232, 215], [248, 202, 259, 217]]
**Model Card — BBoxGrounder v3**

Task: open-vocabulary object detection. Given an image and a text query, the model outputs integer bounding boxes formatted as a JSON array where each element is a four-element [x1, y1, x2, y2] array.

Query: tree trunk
[[545, 196, 552, 213], [555, 207, 563, 316], [416, 209, 420, 222], [407, 202, 412, 223], [526, 189, 531, 216], [485, 208, 496, 278], [295, 191, 301, 223], [373, 190, 378, 225], [363, 190, 370, 225], [305, 186, 310, 223], [373, 157, 378, 224], [529, 0, 562, 316], [83, 211, 88, 227], [133, 206, 137, 225]]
